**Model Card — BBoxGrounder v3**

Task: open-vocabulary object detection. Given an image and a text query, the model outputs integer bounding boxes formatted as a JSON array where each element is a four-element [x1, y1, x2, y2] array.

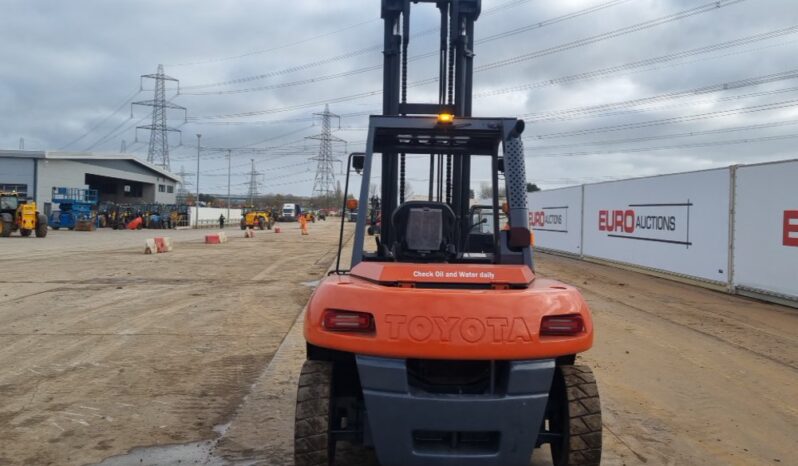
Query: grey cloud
[[2, 0, 797, 194]]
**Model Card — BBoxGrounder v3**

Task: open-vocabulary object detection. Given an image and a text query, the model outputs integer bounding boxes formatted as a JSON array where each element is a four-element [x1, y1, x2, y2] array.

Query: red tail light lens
[[323, 310, 375, 333], [540, 314, 584, 336]]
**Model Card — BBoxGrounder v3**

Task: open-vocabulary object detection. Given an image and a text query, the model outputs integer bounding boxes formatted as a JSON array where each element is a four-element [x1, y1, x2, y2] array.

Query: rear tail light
[[540, 314, 584, 336], [323, 310, 375, 333]]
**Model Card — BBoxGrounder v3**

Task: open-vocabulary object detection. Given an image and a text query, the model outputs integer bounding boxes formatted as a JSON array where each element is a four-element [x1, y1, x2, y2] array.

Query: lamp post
[[226, 149, 231, 222], [195, 134, 201, 228]]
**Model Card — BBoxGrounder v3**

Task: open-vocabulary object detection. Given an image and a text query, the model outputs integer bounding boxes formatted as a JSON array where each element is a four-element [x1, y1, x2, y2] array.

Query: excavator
[[295, 1, 601, 465]]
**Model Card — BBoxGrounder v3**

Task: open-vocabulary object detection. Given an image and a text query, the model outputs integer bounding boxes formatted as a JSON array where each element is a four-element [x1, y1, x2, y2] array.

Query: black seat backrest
[[391, 201, 456, 262]]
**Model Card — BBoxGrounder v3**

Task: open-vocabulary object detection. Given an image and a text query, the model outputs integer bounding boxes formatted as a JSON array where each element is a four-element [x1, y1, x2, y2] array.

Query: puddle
[[94, 440, 225, 466], [213, 420, 231, 436], [95, 421, 248, 466]]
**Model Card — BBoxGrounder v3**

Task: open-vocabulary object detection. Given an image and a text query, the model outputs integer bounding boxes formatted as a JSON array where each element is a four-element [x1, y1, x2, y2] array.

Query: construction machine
[[295, 1, 601, 466], [241, 207, 275, 230], [0, 192, 48, 238], [49, 187, 98, 231]]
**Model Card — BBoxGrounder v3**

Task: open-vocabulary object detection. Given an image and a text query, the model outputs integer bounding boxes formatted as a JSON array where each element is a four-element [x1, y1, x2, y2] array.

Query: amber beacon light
[[437, 113, 455, 124]]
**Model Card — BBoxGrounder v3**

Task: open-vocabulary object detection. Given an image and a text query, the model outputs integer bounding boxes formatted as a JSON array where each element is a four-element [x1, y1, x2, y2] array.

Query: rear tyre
[[0, 219, 12, 237], [549, 365, 602, 466], [295, 360, 335, 466], [258, 218, 266, 230], [240, 220, 247, 230], [20, 228, 32, 237], [35, 214, 48, 238]]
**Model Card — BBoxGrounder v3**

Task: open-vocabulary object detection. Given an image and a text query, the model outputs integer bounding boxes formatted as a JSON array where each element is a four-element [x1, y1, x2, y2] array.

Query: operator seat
[[391, 201, 456, 262]]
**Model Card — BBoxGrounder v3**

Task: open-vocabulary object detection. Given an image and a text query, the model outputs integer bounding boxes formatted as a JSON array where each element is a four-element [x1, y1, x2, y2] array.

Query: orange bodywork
[[305, 262, 594, 360]]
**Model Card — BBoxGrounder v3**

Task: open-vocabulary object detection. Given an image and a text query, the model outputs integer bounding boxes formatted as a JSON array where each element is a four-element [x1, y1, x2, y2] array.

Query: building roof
[[0, 150, 181, 182]]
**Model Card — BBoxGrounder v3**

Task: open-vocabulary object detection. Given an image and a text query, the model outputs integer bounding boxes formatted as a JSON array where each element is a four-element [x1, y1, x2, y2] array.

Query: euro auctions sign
[[733, 160, 798, 299], [529, 207, 568, 233], [597, 202, 692, 247], [582, 169, 731, 283], [784, 210, 798, 247], [527, 186, 583, 255]]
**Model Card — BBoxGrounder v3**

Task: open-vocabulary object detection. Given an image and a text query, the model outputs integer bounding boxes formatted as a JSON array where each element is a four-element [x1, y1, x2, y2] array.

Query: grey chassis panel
[[356, 355, 554, 466]]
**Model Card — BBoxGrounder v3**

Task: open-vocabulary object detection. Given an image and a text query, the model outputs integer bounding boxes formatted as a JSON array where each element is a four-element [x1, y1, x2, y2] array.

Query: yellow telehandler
[[240, 208, 275, 230], [0, 192, 48, 238]]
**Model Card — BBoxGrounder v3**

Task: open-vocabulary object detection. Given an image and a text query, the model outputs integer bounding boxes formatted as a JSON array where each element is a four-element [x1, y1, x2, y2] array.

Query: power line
[[59, 89, 140, 150], [168, 18, 379, 67], [172, 0, 536, 70], [525, 85, 798, 124], [531, 98, 798, 139], [85, 115, 143, 151], [182, 0, 636, 94], [185, 28, 798, 127], [530, 133, 798, 158], [524, 118, 798, 151], [477, 0, 634, 45], [189, 2, 761, 121], [474, 0, 748, 73], [475, 26, 798, 98], [182, 46, 381, 90], [181, 64, 384, 96], [521, 69, 798, 122]]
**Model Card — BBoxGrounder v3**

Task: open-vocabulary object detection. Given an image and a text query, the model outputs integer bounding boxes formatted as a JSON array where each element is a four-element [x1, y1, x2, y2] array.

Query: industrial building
[[0, 150, 181, 213]]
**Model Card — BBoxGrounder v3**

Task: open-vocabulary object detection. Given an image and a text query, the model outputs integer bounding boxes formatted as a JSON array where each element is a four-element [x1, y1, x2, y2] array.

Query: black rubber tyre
[[258, 218, 266, 230], [0, 219, 11, 237], [295, 360, 334, 466], [240, 219, 247, 230], [20, 228, 32, 237], [549, 365, 602, 466], [35, 214, 48, 238]]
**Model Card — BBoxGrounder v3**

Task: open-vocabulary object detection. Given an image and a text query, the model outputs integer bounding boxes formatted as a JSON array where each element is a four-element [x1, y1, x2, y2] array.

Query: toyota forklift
[[295, 1, 601, 465]]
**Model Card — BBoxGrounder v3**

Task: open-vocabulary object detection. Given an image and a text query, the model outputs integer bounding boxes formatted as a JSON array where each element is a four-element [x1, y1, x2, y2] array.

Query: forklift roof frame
[[350, 114, 523, 267]]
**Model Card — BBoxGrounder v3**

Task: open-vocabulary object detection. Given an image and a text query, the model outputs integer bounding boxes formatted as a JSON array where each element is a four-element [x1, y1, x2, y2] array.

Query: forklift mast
[[379, 0, 481, 249]]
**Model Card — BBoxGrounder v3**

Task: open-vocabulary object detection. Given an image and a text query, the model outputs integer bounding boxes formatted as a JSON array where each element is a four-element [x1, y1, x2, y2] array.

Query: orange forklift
[[295, 1, 601, 465]]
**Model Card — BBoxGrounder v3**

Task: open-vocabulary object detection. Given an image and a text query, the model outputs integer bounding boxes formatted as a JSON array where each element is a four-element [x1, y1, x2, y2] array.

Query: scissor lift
[[50, 187, 99, 230]]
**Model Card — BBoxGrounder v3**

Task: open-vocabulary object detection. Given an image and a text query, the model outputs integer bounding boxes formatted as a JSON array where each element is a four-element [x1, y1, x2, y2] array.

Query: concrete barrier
[[205, 232, 228, 244], [155, 237, 173, 252], [145, 236, 172, 254]]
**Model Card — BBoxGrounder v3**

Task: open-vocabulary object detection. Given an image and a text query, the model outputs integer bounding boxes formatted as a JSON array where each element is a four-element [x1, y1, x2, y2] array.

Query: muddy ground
[[0, 223, 795, 466]]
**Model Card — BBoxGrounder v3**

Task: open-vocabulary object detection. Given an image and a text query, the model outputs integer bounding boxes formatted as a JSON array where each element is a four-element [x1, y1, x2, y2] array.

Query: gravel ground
[[1, 226, 795, 466]]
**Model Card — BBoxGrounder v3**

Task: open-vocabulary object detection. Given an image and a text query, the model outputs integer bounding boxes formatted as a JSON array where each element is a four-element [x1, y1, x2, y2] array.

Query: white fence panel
[[582, 169, 731, 283], [189, 207, 243, 226], [733, 160, 798, 300], [527, 187, 583, 255]]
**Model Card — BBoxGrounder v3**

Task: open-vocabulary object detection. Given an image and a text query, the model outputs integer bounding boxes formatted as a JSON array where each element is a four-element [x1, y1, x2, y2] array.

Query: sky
[[2, 0, 798, 196]]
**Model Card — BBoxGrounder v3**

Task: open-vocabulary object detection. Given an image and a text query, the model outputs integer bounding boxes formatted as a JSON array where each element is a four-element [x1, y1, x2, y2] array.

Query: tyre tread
[[294, 360, 332, 466], [561, 364, 602, 466]]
